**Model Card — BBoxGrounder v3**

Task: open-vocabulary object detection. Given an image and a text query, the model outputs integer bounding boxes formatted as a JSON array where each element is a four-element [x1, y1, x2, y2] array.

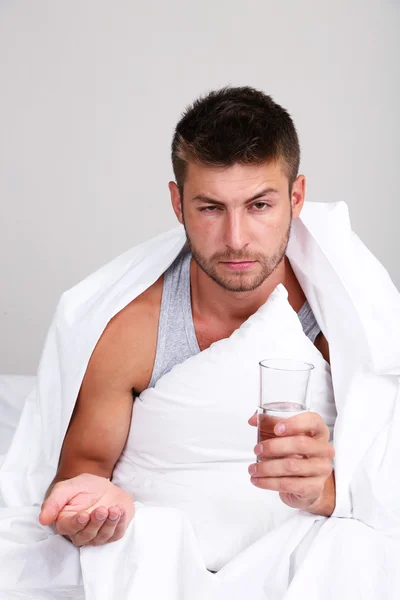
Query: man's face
[[169, 161, 305, 293]]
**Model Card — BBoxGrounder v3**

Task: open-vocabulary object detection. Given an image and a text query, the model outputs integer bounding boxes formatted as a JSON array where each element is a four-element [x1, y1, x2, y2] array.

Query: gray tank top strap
[[148, 251, 199, 388], [148, 252, 321, 388], [297, 301, 320, 344]]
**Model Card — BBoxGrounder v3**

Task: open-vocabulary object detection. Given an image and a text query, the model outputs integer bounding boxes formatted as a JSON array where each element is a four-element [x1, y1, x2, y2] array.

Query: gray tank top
[[148, 250, 321, 388]]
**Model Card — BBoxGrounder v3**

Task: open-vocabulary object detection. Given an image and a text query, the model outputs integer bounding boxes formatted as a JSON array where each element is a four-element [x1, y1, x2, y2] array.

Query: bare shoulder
[[84, 275, 164, 395]]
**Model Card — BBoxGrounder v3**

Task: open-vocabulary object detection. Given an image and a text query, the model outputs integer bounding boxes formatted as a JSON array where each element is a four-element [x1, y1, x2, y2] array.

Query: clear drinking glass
[[257, 358, 314, 462]]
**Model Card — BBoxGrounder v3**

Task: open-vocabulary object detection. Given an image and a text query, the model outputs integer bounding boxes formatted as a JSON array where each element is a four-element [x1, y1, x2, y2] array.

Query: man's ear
[[169, 181, 183, 224], [291, 174, 306, 219]]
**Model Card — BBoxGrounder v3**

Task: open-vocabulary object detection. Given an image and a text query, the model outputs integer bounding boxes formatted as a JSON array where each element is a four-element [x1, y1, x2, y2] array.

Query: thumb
[[39, 480, 74, 526], [248, 412, 257, 427]]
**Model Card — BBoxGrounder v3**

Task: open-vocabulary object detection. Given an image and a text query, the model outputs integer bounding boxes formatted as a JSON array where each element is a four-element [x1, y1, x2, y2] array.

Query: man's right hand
[[39, 473, 135, 547]]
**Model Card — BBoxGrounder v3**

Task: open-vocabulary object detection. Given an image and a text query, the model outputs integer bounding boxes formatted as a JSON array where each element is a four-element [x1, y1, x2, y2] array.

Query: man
[[39, 86, 335, 548]]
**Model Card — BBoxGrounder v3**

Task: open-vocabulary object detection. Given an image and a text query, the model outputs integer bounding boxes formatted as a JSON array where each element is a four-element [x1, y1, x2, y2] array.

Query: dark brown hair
[[171, 86, 300, 198]]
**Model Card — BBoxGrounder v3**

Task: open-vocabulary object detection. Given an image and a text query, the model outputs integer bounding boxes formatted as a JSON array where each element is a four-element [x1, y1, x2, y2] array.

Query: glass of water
[[257, 359, 314, 462]]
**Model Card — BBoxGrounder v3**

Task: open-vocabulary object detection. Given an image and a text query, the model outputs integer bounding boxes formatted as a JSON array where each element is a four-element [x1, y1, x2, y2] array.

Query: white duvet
[[1, 201, 400, 599], [111, 283, 337, 572], [0, 376, 35, 463]]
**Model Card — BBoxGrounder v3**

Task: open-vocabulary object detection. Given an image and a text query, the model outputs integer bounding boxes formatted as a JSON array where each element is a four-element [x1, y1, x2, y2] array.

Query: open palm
[[40, 473, 135, 546]]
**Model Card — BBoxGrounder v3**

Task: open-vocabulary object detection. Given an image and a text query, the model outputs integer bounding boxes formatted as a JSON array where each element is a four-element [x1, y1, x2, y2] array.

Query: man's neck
[[190, 256, 306, 325]]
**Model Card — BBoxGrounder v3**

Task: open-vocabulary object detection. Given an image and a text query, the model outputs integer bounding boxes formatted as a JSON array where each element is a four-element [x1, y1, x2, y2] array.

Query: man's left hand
[[248, 412, 336, 516]]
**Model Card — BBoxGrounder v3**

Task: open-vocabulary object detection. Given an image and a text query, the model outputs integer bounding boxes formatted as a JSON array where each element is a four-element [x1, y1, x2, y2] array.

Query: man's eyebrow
[[192, 187, 280, 206]]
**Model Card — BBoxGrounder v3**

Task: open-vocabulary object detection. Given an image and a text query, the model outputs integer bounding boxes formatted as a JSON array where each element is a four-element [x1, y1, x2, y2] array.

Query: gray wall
[[1, 0, 399, 374]]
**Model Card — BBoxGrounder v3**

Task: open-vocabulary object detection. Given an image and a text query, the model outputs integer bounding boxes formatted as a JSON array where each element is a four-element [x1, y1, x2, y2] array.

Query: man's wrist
[[307, 470, 336, 517]]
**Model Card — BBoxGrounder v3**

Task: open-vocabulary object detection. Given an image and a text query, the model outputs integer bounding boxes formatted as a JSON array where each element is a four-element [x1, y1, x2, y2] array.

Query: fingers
[[272, 412, 330, 441], [54, 511, 91, 537], [39, 499, 61, 526], [98, 508, 127, 544], [39, 480, 77, 526], [70, 507, 110, 546], [88, 507, 123, 546], [250, 474, 325, 496], [69, 506, 124, 547], [108, 501, 135, 542], [248, 412, 257, 427], [255, 435, 335, 460], [249, 456, 333, 480]]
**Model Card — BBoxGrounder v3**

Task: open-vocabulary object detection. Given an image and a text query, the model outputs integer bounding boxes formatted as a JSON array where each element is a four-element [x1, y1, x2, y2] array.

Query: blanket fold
[[111, 283, 336, 570], [1, 201, 400, 599]]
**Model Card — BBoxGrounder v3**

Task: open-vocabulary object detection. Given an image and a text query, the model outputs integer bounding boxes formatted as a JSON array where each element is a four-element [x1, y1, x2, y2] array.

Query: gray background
[[1, 0, 399, 374]]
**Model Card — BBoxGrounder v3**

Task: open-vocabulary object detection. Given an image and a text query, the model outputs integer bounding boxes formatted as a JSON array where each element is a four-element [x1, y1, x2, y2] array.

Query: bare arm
[[54, 336, 135, 484], [39, 279, 161, 546], [39, 318, 138, 545], [52, 274, 163, 483], [39, 320, 139, 546]]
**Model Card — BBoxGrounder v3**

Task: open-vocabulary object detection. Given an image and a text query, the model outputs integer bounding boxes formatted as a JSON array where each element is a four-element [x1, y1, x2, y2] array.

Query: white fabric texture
[[0, 376, 35, 462], [1, 201, 400, 599], [111, 284, 336, 571]]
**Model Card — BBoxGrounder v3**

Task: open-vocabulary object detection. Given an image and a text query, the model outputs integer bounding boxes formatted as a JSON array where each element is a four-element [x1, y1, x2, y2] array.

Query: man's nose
[[223, 211, 249, 250]]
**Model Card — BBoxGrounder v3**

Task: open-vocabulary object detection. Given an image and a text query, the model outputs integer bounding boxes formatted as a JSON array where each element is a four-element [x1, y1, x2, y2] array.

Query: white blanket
[[0, 375, 35, 462], [1, 201, 400, 599], [111, 283, 337, 572]]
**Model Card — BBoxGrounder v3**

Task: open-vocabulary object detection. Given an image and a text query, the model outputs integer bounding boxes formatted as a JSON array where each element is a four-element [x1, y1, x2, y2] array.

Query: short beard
[[184, 222, 292, 293]]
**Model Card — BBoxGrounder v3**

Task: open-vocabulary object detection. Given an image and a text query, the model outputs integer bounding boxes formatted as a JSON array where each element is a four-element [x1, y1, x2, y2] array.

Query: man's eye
[[198, 206, 219, 212], [252, 202, 270, 210]]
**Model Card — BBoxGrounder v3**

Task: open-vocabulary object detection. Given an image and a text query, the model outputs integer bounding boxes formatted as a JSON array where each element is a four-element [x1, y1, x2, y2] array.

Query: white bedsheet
[[0, 375, 35, 460], [0, 377, 84, 599], [111, 284, 337, 571], [1, 201, 400, 599]]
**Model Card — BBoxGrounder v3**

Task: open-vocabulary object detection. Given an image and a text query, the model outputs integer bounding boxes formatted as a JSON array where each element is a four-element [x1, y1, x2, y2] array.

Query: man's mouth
[[220, 260, 257, 270]]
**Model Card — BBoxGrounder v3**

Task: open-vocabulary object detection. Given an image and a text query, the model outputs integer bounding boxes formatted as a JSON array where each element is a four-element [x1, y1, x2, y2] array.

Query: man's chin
[[211, 273, 265, 293]]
